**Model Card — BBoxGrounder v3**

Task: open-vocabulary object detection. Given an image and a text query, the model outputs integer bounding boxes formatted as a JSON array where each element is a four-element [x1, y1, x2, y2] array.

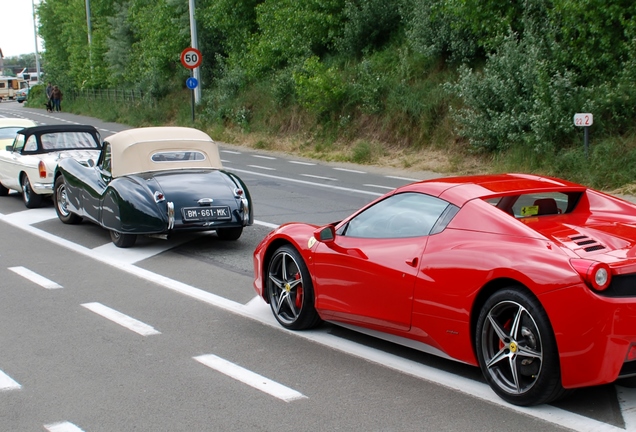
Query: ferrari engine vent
[[569, 235, 606, 252]]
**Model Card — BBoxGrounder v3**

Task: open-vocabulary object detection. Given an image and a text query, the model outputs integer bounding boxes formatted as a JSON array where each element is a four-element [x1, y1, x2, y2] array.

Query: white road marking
[[81, 302, 161, 336], [289, 160, 316, 166], [2, 208, 57, 225], [221, 150, 241, 154], [617, 385, 636, 431], [9, 266, 62, 289], [44, 422, 85, 432], [363, 184, 395, 190], [227, 167, 382, 197], [252, 155, 276, 160], [385, 175, 421, 182], [220, 159, 230, 163], [0, 201, 628, 430], [254, 219, 279, 229], [0, 369, 21, 390], [247, 165, 276, 171], [333, 167, 366, 174], [301, 174, 337, 181], [194, 354, 307, 402]]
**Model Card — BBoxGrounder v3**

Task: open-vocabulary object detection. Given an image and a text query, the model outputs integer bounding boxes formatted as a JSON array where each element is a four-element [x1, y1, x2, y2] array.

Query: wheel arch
[[469, 278, 545, 358]]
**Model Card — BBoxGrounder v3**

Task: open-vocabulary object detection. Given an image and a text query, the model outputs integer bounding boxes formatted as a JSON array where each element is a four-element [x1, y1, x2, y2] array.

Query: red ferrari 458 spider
[[253, 173, 636, 406]]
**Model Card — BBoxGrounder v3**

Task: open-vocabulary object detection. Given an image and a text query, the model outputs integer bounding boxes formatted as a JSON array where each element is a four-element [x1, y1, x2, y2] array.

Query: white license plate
[[182, 206, 231, 221]]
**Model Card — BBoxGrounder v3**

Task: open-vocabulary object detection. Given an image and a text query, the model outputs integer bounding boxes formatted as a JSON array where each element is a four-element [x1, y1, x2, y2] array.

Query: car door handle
[[405, 257, 418, 267]]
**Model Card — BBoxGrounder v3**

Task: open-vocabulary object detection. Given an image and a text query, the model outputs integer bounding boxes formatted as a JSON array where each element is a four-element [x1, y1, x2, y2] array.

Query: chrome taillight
[[38, 161, 46, 179], [234, 187, 244, 198], [154, 191, 165, 203], [570, 259, 611, 291]]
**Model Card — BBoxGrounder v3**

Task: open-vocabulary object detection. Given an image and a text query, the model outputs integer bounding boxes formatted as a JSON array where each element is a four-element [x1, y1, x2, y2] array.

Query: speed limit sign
[[180, 47, 202, 69]]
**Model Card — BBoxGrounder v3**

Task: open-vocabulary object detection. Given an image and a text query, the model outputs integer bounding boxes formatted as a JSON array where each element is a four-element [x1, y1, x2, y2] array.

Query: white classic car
[[0, 124, 102, 208]]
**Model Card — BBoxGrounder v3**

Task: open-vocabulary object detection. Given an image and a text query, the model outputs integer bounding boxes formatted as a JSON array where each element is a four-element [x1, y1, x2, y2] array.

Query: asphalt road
[[0, 100, 634, 432]]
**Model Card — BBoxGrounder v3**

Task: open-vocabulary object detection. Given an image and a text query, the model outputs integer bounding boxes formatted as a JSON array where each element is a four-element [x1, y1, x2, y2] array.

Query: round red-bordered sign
[[180, 47, 202, 69]]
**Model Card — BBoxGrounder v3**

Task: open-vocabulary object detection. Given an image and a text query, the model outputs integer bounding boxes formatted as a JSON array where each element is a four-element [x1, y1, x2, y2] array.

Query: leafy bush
[[293, 56, 346, 115], [337, 0, 402, 55], [450, 32, 581, 153]]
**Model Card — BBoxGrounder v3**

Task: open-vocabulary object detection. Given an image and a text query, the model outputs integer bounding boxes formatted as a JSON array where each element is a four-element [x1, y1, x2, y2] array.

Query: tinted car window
[[341, 192, 450, 239]]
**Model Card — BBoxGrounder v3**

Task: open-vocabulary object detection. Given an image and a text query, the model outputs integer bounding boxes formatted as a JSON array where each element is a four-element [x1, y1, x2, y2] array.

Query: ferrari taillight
[[38, 161, 46, 179], [570, 259, 611, 291]]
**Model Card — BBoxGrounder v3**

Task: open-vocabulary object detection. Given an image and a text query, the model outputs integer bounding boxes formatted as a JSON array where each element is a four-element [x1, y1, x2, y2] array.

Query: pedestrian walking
[[51, 85, 63, 112]]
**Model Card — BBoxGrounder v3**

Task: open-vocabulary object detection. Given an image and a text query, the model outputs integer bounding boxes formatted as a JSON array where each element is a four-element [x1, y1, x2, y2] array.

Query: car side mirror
[[314, 225, 335, 243], [87, 159, 95, 167], [5, 145, 12, 151]]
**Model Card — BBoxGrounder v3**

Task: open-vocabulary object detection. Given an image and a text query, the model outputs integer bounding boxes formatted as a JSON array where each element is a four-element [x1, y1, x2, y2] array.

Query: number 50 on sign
[[181, 47, 202, 69]]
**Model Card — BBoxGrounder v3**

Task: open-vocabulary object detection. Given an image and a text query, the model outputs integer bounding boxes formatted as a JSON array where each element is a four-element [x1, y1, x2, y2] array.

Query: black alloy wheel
[[475, 287, 566, 406], [266, 245, 321, 330]]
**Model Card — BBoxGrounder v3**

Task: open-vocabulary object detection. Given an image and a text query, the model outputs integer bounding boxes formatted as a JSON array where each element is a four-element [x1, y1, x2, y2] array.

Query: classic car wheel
[[110, 230, 137, 248], [0, 182, 9, 196], [22, 175, 43, 208], [266, 245, 321, 330], [216, 227, 243, 241], [54, 176, 82, 224], [476, 288, 565, 406]]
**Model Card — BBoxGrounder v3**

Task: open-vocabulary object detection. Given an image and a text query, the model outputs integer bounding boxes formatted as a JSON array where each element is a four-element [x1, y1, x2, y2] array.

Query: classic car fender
[[223, 170, 254, 226], [101, 176, 167, 234]]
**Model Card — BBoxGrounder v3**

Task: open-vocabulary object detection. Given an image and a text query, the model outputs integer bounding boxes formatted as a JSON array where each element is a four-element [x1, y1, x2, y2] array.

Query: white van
[[0, 76, 28, 101]]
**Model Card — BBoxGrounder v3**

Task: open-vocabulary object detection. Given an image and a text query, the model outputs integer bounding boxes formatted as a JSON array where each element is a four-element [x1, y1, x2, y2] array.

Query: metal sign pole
[[191, 72, 195, 122]]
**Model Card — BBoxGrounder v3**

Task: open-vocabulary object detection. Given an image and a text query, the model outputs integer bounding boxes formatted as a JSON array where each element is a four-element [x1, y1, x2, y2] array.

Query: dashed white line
[[248, 165, 276, 171], [221, 150, 241, 154], [301, 174, 337, 181], [194, 354, 307, 402], [333, 167, 366, 174], [0, 369, 21, 390], [385, 175, 421, 182], [252, 155, 276, 160], [289, 160, 316, 166], [81, 302, 161, 336], [44, 422, 85, 432], [363, 184, 395, 190], [9, 266, 62, 289]]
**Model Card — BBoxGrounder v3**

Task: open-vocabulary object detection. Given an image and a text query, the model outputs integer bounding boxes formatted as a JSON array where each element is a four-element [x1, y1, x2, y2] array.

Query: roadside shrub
[[450, 32, 581, 154], [293, 56, 346, 116], [337, 0, 402, 55]]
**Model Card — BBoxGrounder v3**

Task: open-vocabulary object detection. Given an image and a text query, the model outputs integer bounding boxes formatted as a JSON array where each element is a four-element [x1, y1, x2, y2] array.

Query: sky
[[0, 0, 44, 58]]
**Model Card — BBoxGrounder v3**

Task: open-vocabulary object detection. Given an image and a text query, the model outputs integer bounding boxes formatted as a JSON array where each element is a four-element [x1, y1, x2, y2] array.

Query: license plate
[[182, 206, 231, 221]]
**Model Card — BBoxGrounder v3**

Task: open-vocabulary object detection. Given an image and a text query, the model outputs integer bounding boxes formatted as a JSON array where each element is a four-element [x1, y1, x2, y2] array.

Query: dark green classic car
[[54, 126, 253, 248]]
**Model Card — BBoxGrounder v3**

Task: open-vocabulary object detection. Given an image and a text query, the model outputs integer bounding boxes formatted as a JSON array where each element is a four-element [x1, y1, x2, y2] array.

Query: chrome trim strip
[[167, 202, 175, 230]]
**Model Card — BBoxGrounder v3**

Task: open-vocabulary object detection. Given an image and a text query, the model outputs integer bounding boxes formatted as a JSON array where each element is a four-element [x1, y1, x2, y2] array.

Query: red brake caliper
[[499, 318, 512, 350], [294, 273, 303, 308]]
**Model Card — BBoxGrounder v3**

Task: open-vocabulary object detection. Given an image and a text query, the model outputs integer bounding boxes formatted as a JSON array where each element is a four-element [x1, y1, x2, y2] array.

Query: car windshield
[[40, 132, 99, 150], [0, 127, 23, 140]]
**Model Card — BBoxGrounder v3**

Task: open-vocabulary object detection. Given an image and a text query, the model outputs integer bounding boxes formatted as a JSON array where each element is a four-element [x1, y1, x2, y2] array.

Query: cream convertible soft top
[[105, 127, 223, 178]]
